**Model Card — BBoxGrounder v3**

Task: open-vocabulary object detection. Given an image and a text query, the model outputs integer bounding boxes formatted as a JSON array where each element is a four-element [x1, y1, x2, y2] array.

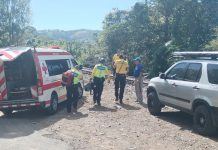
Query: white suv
[[147, 52, 218, 135]]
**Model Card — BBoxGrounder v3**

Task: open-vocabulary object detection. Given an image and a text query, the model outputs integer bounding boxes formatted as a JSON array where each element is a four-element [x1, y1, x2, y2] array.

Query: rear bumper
[[0, 99, 44, 110]]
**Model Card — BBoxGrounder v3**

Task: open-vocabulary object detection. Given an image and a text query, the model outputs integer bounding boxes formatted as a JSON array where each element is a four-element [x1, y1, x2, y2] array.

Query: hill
[[37, 29, 101, 42]]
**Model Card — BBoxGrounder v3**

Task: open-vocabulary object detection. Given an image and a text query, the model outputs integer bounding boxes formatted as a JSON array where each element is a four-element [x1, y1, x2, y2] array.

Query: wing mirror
[[159, 73, 166, 79], [74, 64, 83, 70], [79, 64, 83, 70]]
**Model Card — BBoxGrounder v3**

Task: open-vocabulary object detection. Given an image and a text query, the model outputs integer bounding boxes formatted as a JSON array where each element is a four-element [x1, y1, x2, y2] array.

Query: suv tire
[[147, 91, 162, 116], [193, 105, 216, 135], [47, 94, 58, 115]]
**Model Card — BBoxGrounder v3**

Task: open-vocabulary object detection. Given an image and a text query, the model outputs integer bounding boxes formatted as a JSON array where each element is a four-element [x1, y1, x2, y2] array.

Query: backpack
[[61, 70, 73, 86]]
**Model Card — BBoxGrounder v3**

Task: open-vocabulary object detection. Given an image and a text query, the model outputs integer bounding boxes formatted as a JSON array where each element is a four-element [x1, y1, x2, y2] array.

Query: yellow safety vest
[[72, 69, 83, 85], [113, 54, 120, 63], [114, 59, 129, 74], [92, 64, 110, 78]]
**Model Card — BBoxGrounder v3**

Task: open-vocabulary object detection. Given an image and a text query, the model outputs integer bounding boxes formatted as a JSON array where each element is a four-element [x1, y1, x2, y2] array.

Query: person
[[123, 53, 129, 66], [114, 54, 129, 104], [91, 58, 110, 106], [112, 50, 120, 75], [62, 67, 83, 113], [133, 57, 143, 103]]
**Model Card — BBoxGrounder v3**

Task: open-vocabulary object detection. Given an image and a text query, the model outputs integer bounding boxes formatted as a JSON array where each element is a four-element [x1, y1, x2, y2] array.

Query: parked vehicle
[[147, 52, 218, 135], [0, 47, 83, 115]]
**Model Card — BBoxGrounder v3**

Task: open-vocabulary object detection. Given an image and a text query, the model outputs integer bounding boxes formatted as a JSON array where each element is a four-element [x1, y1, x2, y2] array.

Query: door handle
[[193, 86, 200, 90], [172, 83, 178, 87]]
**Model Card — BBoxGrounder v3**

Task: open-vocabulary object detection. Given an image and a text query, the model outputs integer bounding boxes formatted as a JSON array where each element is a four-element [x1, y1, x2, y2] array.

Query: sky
[[31, 0, 140, 31]]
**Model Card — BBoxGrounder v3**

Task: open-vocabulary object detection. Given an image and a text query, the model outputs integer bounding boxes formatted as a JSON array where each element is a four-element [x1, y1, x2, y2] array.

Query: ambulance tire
[[78, 84, 83, 99], [2, 110, 13, 116], [47, 94, 58, 115]]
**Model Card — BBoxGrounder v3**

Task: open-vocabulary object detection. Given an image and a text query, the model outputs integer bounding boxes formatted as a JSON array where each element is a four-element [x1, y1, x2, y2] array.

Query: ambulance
[[0, 46, 84, 115]]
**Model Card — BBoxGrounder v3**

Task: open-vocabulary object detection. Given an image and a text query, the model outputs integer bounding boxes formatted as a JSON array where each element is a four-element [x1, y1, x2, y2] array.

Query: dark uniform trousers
[[115, 74, 126, 102], [93, 77, 105, 104], [66, 84, 79, 113]]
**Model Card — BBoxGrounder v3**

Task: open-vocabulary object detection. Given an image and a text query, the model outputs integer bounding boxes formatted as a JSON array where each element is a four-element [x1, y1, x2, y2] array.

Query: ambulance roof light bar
[[173, 51, 218, 60]]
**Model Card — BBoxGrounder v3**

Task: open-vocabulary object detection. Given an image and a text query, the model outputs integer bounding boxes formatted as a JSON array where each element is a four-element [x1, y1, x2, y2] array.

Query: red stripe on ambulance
[[0, 52, 14, 60], [0, 77, 6, 86], [43, 81, 61, 91]]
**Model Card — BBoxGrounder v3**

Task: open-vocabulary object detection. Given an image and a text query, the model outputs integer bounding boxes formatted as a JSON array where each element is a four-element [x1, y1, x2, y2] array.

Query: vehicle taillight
[[37, 80, 43, 96]]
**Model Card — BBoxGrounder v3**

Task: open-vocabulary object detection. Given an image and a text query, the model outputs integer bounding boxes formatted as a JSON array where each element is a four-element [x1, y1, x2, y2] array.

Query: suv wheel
[[47, 94, 58, 115], [147, 91, 162, 116], [193, 105, 216, 135]]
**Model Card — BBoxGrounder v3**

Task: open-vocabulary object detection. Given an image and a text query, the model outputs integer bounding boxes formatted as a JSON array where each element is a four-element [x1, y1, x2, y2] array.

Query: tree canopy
[[0, 0, 217, 77], [0, 0, 31, 47], [100, 0, 218, 76]]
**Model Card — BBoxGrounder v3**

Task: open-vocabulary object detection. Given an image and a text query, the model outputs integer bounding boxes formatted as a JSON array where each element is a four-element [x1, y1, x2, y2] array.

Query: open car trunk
[[4, 50, 37, 100]]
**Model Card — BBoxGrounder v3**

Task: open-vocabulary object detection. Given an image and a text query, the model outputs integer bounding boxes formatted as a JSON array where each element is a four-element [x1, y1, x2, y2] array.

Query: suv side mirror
[[159, 73, 166, 79]]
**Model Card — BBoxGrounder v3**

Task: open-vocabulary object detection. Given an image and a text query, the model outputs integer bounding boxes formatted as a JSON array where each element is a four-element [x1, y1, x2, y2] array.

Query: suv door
[[173, 63, 202, 110], [158, 62, 188, 106]]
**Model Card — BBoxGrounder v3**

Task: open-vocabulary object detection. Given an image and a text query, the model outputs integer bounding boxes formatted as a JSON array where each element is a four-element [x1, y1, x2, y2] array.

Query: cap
[[133, 57, 141, 61], [99, 58, 105, 63]]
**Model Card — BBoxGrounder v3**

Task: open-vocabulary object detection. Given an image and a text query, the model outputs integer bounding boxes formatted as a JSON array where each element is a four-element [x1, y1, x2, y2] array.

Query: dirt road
[[1, 81, 218, 150]]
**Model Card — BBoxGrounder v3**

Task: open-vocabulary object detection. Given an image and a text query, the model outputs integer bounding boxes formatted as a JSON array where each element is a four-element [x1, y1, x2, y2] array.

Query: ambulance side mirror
[[79, 65, 83, 70]]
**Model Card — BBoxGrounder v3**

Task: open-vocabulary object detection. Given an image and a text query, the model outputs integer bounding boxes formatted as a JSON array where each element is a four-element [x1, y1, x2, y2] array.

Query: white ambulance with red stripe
[[0, 46, 83, 115]]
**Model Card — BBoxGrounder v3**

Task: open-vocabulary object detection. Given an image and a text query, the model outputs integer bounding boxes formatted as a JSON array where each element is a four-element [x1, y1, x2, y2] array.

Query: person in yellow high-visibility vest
[[63, 67, 83, 113], [91, 58, 110, 106], [114, 54, 129, 104], [112, 50, 120, 75]]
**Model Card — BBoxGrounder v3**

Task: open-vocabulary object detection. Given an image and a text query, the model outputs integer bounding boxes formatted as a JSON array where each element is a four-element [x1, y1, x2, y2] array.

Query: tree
[[0, 0, 30, 47], [101, 0, 218, 77]]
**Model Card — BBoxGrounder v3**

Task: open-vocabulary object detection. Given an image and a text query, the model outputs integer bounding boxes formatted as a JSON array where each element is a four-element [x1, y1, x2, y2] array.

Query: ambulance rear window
[[46, 59, 70, 76]]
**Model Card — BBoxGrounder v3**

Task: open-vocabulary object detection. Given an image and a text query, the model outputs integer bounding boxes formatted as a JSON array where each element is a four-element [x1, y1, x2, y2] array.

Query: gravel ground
[[0, 77, 218, 150]]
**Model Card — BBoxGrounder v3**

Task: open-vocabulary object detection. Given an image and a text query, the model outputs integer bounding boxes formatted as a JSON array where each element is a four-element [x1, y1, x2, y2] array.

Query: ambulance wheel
[[47, 94, 58, 115], [2, 110, 13, 116], [78, 84, 83, 99]]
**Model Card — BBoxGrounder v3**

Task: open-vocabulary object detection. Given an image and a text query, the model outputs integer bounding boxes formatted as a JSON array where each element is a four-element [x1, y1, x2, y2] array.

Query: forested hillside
[[37, 29, 100, 42]]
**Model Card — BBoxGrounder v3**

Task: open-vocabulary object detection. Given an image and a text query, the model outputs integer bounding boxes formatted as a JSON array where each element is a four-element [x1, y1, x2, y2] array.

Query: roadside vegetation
[[0, 0, 218, 77]]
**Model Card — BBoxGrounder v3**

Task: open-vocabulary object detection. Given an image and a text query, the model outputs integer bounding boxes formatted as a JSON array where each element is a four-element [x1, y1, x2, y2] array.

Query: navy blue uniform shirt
[[134, 64, 143, 78]]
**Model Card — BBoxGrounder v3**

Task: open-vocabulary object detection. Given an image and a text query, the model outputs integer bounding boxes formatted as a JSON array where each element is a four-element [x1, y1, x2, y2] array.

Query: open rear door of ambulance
[[0, 47, 36, 101], [0, 56, 6, 101]]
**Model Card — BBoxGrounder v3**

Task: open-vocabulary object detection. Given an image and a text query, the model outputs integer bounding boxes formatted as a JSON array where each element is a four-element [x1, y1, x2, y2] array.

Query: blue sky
[[31, 0, 140, 30]]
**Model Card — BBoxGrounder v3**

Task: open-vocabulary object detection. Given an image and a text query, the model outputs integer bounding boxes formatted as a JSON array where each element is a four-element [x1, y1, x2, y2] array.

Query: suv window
[[207, 64, 218, 84], [166, 63, 188, 80], [46, 59, 70, 76], [184, 63, 202, 82]]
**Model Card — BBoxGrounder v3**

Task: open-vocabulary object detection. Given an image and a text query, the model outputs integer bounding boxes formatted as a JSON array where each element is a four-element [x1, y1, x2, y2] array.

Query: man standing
[[112, 50, 120, 75], [62, 67, 83, 113], [114, 54, 129, 104], [133, 57, 143, 103], [92, 58, 110, 106]]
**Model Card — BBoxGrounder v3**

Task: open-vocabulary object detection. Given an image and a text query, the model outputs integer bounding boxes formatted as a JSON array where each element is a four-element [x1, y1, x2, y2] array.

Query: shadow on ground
[[157, 110, 218, 141], [89, 105, 117, 112], [121, 103, 141, 110], [0, 96, 87, 139]]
